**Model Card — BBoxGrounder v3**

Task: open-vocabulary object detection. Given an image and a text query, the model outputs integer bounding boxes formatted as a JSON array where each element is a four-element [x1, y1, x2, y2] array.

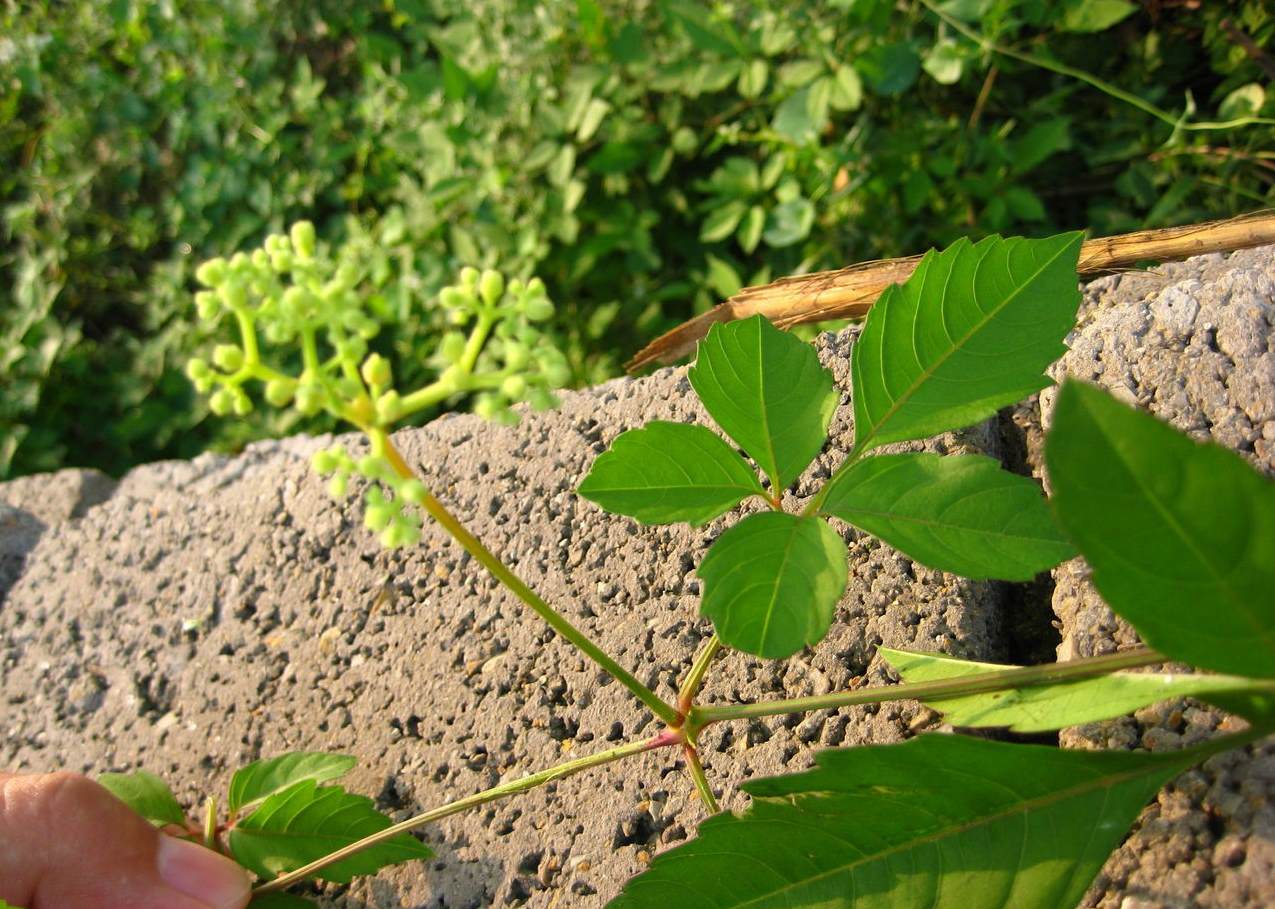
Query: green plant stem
[[683, 743, 720, 814], [678, 634, 722, 718], [396, 367, 517, 418], [396, 377, 459, 414], [377, 433, 682, 727], [690, 646, 1165, 727], [252, 732, 677, 895], [923, 0, 1275, 133], [460, 312, 494, 374]]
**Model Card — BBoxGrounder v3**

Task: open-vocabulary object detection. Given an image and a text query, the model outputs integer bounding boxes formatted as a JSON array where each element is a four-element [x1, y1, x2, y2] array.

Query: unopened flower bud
[[195, 257, 227, 287], [295, 383, 323, 415], [364, 504, 392, 532], [265, 378, 297, 407], [290, 221, 317, 259], [195, 291, 220, 321], [209, 387, 234, 416], [360, 353, 392, 389], [503, 340, 529, 370], [212, 344, 244, 372], [440, 331, 467, 365], [500, 375, 527, 400], [399, 479, 427, 505], [376, 390, 402, 424], [479, 269, 505, 308], [312, 449, 337, 474], [473, 393, 502, 421], [439, 287, 469, 311], [524, 297, 554, 321]]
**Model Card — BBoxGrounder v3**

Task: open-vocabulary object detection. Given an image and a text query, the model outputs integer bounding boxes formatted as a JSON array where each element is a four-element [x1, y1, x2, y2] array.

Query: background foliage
[[2, 0, 1272, 478]]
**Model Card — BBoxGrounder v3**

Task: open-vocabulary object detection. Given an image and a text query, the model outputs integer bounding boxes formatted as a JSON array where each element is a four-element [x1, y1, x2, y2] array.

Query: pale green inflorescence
[[187, 221, 570, 548]]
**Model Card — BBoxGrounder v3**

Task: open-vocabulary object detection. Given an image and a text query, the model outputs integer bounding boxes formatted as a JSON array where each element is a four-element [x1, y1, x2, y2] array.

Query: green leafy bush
[[3, 0, 1272, 480]]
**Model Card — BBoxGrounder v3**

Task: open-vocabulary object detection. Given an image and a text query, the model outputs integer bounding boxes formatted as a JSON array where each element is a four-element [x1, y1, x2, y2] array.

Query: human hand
[[0, 771, 251, 909]]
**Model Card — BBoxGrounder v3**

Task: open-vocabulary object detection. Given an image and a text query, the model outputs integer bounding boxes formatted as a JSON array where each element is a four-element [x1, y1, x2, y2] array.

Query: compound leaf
[[1047, 381, 1275, 678], [880, 647, 1264, 732], [698, 511, 847, 658], [578, 421, 764, 526], [851, 233, 1082, 456], [229, 781, 430, 884], [820, 453, 1074, 580], [229, 752, 357, 813], [690, 315, 837, 490], [610, 733, 1209, 909], [98, 770, 187, 828]]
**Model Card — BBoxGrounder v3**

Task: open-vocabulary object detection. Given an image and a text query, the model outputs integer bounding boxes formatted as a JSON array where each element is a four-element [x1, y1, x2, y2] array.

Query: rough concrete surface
[[1, 247, 1271, 908], [1017, 245, 1275, 908], [1, 330, 1005, 908]]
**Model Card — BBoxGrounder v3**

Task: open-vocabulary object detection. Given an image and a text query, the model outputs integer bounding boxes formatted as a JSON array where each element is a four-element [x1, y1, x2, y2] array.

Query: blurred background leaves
[[2, 0, 1272, 478]]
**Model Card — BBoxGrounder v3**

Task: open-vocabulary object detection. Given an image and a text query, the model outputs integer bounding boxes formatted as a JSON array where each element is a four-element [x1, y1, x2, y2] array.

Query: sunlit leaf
[[820, 453, 1074, 580], [611, 733, 1217, 909], [578, 421, 764, 526], [698, 511, 848, 658], [851, 233, 1083, 455], [762, 198, 815, 248], [880, 647, 1265, 732], [98, 770, 187, 827], [700, 201, 747, 242], [690, 315, 837, 489], [228, 753, 357, 813], [1060, 0, 1138, 32], [1047, 381, 1275, 678], [229, 781, 430, 884]]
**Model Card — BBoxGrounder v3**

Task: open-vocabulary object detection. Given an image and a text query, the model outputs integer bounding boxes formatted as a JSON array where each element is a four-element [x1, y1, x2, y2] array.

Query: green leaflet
[[698, 511, 848, 658], [851, 233, 1082, 456], [228, 752, 357, 813], [880, 647, 1266, 732], [820, 452, 1074, 580], [609, 733, 1218, 909], [689, 315, 837, 490], [577, 421, 764, 525], [98, 770, 187, 828], [228, 780, 430, 884], [1047, 382, 1275, 678]]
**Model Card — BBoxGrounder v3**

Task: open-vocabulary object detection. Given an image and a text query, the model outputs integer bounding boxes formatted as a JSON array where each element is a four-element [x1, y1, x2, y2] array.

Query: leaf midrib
[[724, 756, 1183, 909], [854, 239, 1073, 456], [755, 519, 805, 654], [1104, 430, 1265, 641]]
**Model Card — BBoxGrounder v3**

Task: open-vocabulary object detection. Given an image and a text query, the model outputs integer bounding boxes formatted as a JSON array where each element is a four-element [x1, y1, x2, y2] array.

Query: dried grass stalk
[[627, 211, 1275, 372]]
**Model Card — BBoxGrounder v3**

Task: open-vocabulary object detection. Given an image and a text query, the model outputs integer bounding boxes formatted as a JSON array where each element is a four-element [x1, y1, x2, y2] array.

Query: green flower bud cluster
[[187, 220, 381, 422], [435, 268, 570, 425], [187, 222, 571, 552], [311, 443, 428, 549]]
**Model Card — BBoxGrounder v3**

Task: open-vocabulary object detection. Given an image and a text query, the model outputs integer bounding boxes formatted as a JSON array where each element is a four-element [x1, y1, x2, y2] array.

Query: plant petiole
[[377, 433, 682, 727], [677, 634, 723, 719], [689, 646, 1167, 727], [683, 743, 719, 815], [253, 732, 677, 894]]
